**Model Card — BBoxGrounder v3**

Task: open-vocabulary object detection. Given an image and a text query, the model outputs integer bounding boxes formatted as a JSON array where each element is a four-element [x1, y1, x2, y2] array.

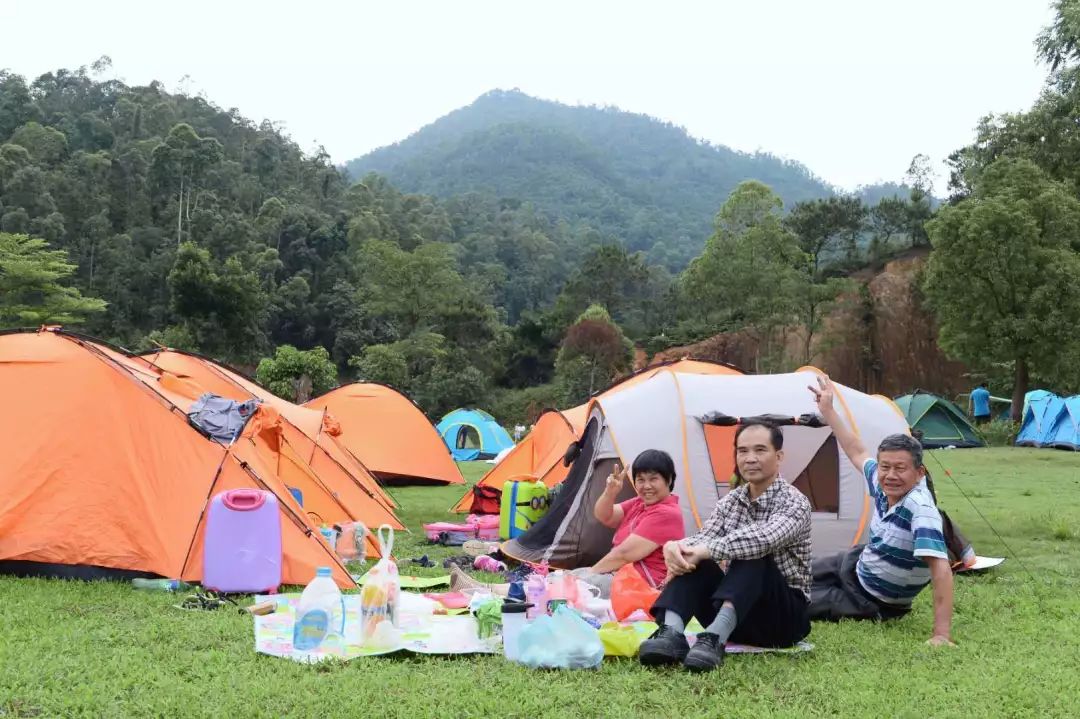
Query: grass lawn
[[2, 448, 1080, 718]]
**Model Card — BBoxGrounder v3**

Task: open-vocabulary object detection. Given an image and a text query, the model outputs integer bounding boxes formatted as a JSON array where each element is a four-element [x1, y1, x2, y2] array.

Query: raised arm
[[594, 463, 629, 529], [809, 374, 872, 470]]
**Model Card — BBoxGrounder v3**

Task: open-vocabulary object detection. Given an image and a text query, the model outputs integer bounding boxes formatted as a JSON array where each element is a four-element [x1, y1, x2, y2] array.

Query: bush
[[979, 419, 1019, 447]]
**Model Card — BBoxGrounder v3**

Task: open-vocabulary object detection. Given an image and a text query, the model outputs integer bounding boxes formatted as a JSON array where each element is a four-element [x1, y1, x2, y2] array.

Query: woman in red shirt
[[573, 449, 685, 597]]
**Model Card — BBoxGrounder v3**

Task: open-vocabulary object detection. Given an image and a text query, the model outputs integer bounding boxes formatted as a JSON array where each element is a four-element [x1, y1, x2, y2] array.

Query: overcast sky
[[1, 0, 1055, 191]]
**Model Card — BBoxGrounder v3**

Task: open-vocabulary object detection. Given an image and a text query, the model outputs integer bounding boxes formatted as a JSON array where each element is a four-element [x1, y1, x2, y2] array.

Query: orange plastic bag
[[610, 564, 661, 621]]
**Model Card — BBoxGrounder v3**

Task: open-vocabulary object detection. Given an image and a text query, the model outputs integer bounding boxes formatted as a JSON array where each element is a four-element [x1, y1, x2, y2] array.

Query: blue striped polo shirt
[[856, 459, 948, 605]]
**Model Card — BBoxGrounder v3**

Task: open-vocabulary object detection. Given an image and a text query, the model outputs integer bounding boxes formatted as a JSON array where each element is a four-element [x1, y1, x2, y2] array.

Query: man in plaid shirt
[[638, 422, 812, 671]]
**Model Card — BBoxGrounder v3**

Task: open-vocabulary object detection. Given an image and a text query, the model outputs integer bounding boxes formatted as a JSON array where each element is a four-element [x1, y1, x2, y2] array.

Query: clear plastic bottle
[[524, 574, 547, 620], [292, 567, 345, 652]]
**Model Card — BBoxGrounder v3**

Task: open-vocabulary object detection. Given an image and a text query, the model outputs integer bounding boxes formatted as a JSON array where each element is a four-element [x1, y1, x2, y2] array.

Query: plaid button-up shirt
[[683, 477, 812, 599]]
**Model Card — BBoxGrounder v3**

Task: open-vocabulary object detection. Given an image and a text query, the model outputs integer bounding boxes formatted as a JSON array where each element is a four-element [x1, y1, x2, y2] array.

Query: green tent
[[893, 391, 985, 449]]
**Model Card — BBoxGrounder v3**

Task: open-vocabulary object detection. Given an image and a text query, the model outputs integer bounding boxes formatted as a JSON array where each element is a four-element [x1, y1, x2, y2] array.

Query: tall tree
[[680, 181, 804, 370], [0, 232, 106, 326], [554, 304, 632, 404], [150, 123, 223, 246], [925, 158, 1080, 418]]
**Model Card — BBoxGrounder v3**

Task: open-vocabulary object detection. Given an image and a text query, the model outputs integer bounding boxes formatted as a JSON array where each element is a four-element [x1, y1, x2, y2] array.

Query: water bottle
[[292, 567, 345, 652], [524, 574, 547, 620], [500, 601, 533, 662], [132, 578, 189, 592]]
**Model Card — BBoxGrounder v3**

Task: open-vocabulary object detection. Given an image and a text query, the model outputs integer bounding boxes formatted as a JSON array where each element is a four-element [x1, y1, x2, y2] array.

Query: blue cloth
[[855, 459, 947, 605], [971, 387, 991, 417]]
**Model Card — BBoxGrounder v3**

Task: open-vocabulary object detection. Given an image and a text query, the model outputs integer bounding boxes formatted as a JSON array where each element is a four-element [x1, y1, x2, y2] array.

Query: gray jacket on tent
[[187, 393, 261, 443]]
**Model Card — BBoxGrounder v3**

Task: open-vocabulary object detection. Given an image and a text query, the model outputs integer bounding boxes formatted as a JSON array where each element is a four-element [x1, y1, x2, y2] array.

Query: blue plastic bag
[[516, 605, 605, 669]]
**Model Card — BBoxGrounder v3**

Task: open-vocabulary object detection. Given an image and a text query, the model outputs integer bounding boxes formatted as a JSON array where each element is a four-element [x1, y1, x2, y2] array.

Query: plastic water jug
[[203, 489, 282, 593], [292, 567, 345, 652]]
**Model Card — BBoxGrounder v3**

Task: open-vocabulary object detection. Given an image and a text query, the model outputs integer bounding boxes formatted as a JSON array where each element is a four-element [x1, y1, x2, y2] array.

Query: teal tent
[[436, 408, 514, 461], [894, 391, 985, 449]]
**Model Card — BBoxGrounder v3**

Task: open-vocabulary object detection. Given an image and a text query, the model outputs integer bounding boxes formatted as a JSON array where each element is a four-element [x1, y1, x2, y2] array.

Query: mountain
[[345, 89, 839, 268]]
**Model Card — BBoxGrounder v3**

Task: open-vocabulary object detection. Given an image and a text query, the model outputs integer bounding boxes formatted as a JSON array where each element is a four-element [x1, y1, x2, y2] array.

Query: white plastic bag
[[358, 525, 400, 648]]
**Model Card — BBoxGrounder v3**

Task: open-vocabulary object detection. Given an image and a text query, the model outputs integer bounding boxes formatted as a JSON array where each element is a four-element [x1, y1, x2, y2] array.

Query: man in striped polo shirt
[[807, 375, 955, 647]]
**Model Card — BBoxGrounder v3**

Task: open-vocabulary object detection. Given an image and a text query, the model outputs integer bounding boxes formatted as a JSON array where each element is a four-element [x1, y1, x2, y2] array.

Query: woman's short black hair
[[734, 421, 784, 450], [632, 449, 677, 490]]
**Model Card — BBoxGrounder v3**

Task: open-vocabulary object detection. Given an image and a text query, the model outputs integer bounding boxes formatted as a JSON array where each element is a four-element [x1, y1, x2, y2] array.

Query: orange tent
[[0, 329, 380, 587], [135, 349, 399, 517], [450, 358, 743, 512], [306, 383, 464, 486]]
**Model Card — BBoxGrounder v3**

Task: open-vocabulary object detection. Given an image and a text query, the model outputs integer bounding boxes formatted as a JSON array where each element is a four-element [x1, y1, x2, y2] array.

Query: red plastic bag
[[610, 563, 661, 621]]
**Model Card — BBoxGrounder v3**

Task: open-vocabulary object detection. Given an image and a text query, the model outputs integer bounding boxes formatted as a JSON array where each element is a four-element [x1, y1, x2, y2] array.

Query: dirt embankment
[[645, 252, 971, 397]]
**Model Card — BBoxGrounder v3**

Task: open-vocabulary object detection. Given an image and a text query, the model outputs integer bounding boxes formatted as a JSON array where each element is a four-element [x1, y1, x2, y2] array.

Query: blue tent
[[1044, 396, 1080, 450], [436, 408, 514, 461], [1016, 390, 1059, 447]]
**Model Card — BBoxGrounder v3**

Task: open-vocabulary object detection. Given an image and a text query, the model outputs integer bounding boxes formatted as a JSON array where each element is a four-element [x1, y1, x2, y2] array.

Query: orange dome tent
[[136, 349, 398, 517], [306, 383, 464, 486], [450, 358, 743, 513], [0, 329, 389, 587]]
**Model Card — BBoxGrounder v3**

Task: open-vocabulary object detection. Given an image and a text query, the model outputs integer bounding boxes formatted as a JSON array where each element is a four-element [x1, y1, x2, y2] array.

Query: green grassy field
[[2, 449, 1079, 718]]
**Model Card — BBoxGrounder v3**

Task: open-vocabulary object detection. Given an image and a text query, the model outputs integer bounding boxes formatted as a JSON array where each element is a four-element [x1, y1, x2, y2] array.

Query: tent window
[[791, 435, 840, 514], [455, 425, 481, 450]]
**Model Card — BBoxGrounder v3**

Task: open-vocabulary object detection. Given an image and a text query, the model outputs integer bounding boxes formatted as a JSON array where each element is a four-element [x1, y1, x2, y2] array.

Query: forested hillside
[[0, 62, 951, 422], [346, 89, 843, 268]]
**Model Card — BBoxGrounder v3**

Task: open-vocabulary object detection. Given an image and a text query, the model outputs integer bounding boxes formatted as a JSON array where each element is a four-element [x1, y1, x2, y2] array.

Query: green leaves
[[255, 345, 337, 403], [925, 158, 1080, 402], [0, 232, 106, 327]]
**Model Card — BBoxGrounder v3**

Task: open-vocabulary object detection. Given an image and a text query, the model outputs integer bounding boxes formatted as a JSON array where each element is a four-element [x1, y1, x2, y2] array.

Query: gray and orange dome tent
[[306, 383, 464, 486], [0, 329, 398, 587]]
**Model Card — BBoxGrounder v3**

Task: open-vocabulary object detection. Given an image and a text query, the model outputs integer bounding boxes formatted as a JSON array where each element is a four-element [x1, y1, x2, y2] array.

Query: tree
[[0, 232, 106, 326], [150, 123, 223, 245], [255, 344, 338, 403], [554, 304, 632, 404], [924, 158, 1080, 418], [1036, 0, 1080, 72], [679, 181, 804, 369], [166, 243, 269, 361]]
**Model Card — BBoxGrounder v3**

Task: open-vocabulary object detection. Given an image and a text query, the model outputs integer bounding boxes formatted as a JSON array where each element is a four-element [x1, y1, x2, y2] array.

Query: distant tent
[[306, 383, 464, 486], [0, 329, 375, 587], [1042, 396, 1080, 450], [450, 406, 589, 513], [436, 409, 514, 461], [1016, 390, 1058, 447], [893, 391, 984, 449]]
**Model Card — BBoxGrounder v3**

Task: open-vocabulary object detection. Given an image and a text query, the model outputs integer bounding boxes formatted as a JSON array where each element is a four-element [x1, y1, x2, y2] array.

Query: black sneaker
[[638, 625, 690, 666], [683, 632, 725, 672]]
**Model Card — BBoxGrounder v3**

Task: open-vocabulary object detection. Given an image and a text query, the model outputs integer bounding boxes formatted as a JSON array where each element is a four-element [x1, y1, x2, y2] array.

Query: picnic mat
[[254, 594, 811, 664], [253, 593, 500, 663], [352, 573, 451, 589]]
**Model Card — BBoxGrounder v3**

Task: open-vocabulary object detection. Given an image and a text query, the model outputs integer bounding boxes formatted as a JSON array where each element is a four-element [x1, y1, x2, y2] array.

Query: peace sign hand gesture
[[605, 463, 631, 496]]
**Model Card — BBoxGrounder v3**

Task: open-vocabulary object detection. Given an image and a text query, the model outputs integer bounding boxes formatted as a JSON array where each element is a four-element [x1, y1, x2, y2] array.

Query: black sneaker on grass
[[683, 632, 725, 672], [638, 625, 690, 666]]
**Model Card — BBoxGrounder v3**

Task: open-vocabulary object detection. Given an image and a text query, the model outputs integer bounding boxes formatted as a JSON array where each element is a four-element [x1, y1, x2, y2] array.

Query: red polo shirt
[[612, 494, 684, 586]]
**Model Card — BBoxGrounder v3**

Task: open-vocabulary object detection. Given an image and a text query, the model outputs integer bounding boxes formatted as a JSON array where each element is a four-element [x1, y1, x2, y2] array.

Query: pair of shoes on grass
[[638, 625, 725, 672]]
